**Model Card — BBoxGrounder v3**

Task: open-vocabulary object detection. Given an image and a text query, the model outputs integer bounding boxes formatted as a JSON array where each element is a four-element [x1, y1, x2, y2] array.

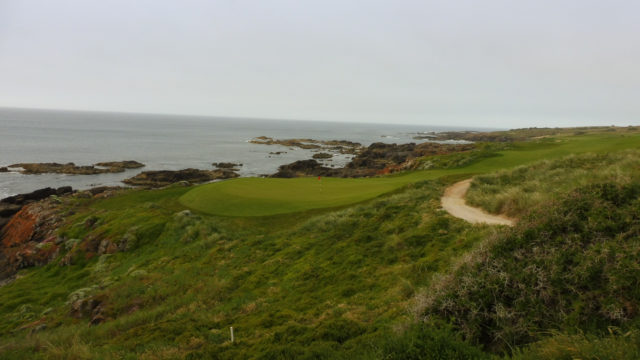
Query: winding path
[[441, 179, 514, 226]]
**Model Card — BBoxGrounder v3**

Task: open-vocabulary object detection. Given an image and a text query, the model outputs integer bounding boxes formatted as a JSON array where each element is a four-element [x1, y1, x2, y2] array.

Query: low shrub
[[417, 182, 640, 353]]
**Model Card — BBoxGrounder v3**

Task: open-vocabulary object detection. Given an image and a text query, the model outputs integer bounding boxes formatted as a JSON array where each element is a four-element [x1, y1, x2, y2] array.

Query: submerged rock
[[122, 168, 239, 188]]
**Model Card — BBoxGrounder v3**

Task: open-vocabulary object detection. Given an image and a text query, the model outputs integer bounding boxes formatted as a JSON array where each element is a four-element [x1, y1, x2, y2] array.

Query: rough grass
[[511, 329, 640, 360], [416, 182, 640, 353], [466, 150, 640, 217], [2, 130, 640, 358], [0, 179, 493, 359]]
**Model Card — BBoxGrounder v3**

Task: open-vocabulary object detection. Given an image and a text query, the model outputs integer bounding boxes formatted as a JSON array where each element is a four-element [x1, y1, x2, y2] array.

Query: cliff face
[[0, 200, 63, 280]]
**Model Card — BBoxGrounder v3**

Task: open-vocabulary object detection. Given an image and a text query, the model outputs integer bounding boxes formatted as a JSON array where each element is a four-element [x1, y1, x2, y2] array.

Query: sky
[[0, 0, 639, 127]]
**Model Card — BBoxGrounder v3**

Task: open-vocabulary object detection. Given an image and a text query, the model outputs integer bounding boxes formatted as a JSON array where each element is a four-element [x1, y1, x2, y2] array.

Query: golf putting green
[[178, 175, 434, 216]]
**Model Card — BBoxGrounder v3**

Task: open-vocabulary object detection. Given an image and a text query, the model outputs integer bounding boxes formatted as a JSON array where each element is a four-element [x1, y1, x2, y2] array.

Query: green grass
[[181, 132, 640, 216], [466, 150, 640, 217], [2, 129, 640, 358], [180, 175, 438, 217], [0, 179, 492, 359]]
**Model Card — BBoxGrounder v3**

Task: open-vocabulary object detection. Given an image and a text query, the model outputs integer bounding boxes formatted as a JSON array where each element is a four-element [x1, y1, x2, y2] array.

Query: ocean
[[0, 107, 488, 198]]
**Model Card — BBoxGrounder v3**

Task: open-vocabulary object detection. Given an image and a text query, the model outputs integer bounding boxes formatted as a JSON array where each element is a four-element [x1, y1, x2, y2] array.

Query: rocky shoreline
[[0, 138, 478, 192], [0, 137, 474, 285], [0, 136, 479, 230], [271, 141, 475, 178], [6, 160, 145, 175]]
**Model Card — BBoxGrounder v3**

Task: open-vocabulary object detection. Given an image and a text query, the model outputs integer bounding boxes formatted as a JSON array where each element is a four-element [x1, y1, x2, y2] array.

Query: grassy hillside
[[417, 180, 640, 353], [0, 177, 494, 358], [466, 150, 640, 217], [1, 129, 640, 359]]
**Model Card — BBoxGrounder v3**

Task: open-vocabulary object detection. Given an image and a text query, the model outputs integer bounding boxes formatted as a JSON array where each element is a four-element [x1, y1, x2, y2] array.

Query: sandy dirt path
[[441, 179, 514, 226]]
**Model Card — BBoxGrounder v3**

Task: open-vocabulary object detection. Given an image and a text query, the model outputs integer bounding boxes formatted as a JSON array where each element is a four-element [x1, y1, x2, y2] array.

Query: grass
[[0, 178, 493, 359], [2, 129, 640, 358], [180, 132, 640, 216], [416, 178, 640, 353], [466, 150, 640, 217]]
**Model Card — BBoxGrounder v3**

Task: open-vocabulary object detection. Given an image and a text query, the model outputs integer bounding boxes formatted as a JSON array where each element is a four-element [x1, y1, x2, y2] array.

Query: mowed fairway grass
[[180, 132, 640, 216]]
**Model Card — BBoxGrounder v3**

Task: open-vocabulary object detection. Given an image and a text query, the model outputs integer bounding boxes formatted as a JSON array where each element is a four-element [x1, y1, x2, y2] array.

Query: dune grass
[[466, 150, 640, 217], [181, 132, 640, 216]]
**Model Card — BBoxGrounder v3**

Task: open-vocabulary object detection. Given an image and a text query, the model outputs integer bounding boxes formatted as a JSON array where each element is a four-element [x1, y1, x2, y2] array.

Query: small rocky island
[[250, 136, 362, 154], [7, 160, 145, 175], [212, 162, 242, 170], [312, 152, 333, 159]]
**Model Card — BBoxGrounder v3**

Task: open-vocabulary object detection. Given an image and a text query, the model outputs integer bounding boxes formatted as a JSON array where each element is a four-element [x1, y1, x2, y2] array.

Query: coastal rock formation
[[271, 142, 476, 178], [8, 161, 145, 175], [212, 162, 242, 169], [312, 152, 333, 159], [0, 187, 73, 230], [0, 198, 65, 280], [0, 167, 8, 173], [271, 160, 331, 178], [94, 161, 145, 169], [347, 142, 475, 171], [270, 160, 377, 178], [251, 136, 362, 154], [122, 168, 238, 187]]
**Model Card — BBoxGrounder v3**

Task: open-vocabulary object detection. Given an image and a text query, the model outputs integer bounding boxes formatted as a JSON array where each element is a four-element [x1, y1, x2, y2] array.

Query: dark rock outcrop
[[270, 160, 378, 178], [271, 142, 476, 178], [0, 167, 8, 173], [7, 161, 145, 175], [122, 168, 239, 187], [251, 136, 362, 154], [312, 153, 333, 159], [212, 162, 242, 169], [94, 160, 145, 169]]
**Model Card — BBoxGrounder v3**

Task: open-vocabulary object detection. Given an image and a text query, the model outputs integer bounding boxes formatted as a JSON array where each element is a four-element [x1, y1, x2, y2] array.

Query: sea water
[[0, 107, 487, 198]]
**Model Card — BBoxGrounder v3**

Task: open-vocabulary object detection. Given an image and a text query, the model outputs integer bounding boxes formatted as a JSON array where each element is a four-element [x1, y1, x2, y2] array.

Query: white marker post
[[230, 326, 235, 343]]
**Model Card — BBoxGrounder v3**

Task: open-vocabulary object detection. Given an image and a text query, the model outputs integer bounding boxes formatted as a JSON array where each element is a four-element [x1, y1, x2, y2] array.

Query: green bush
[[418, 182, 640, 353]]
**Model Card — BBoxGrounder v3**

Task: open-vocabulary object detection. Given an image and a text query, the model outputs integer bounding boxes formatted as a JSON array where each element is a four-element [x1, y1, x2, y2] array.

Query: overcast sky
[[0, 0, 639, 127]]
